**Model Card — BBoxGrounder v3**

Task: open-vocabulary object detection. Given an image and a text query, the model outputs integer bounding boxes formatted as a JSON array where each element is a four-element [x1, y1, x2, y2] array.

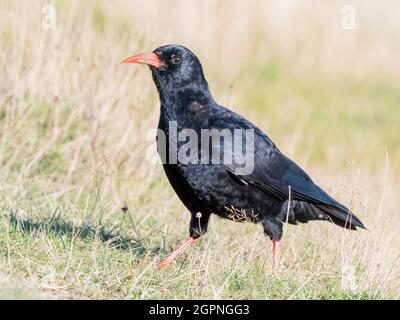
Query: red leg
[[272, 239, 282, 274], [156, 237, 196, 270]]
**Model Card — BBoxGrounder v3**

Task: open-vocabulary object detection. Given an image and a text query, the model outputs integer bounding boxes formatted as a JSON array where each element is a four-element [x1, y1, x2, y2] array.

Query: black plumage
[[122, 44, 365, 269]]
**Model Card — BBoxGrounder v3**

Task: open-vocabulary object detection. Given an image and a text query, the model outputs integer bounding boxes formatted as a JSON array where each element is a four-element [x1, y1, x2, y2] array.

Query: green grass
[[0, 210, 391, 299]]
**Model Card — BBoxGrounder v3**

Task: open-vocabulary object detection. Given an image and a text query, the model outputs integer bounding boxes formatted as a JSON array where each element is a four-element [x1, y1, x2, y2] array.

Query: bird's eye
[[170, 55, 182, 65]]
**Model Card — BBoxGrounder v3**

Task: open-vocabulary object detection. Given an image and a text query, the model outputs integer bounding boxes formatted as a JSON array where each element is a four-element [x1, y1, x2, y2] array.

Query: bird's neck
[[158, 82, 214, 120]]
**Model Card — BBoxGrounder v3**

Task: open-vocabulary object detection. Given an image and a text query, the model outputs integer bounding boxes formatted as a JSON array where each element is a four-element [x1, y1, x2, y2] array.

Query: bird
[[121, 44, 366, 272]]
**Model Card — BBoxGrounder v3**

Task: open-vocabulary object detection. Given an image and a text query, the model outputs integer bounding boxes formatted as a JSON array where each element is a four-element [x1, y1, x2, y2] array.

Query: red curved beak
[[120, 52, 161, 68]]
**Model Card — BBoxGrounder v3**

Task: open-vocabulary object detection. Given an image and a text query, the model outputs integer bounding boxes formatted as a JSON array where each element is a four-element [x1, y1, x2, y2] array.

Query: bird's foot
[[156, 236, 195, 270]]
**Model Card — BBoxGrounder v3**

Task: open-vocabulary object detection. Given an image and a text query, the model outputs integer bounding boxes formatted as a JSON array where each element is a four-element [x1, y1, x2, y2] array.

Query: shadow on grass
[[8, 210, 152, 255]]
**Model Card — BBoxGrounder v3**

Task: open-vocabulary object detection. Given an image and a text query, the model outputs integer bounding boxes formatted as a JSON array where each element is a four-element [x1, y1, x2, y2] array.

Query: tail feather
[[316, 204, 366, 230]]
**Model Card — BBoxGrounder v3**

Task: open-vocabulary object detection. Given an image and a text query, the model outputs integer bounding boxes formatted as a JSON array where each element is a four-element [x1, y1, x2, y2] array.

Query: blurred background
[[0, 0, 399, 299]]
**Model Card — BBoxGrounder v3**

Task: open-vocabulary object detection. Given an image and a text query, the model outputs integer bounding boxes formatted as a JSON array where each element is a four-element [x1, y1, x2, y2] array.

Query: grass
[[0, 0, 399, 299]]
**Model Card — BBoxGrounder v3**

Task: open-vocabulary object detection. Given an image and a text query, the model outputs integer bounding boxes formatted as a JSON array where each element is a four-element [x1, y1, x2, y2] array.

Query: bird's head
[[122, 44, 208, 96]]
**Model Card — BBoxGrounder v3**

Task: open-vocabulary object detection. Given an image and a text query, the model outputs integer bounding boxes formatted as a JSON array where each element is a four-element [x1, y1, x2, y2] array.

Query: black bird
[[122, 44, 365, 271]]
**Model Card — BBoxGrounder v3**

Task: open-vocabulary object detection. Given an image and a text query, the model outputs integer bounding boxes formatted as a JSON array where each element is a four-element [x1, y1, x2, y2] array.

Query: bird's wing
[[227, 147, 335, 206], [210, 106, 326, 203], [211, 106, 365, 229], [225, 135, 365, 229]]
